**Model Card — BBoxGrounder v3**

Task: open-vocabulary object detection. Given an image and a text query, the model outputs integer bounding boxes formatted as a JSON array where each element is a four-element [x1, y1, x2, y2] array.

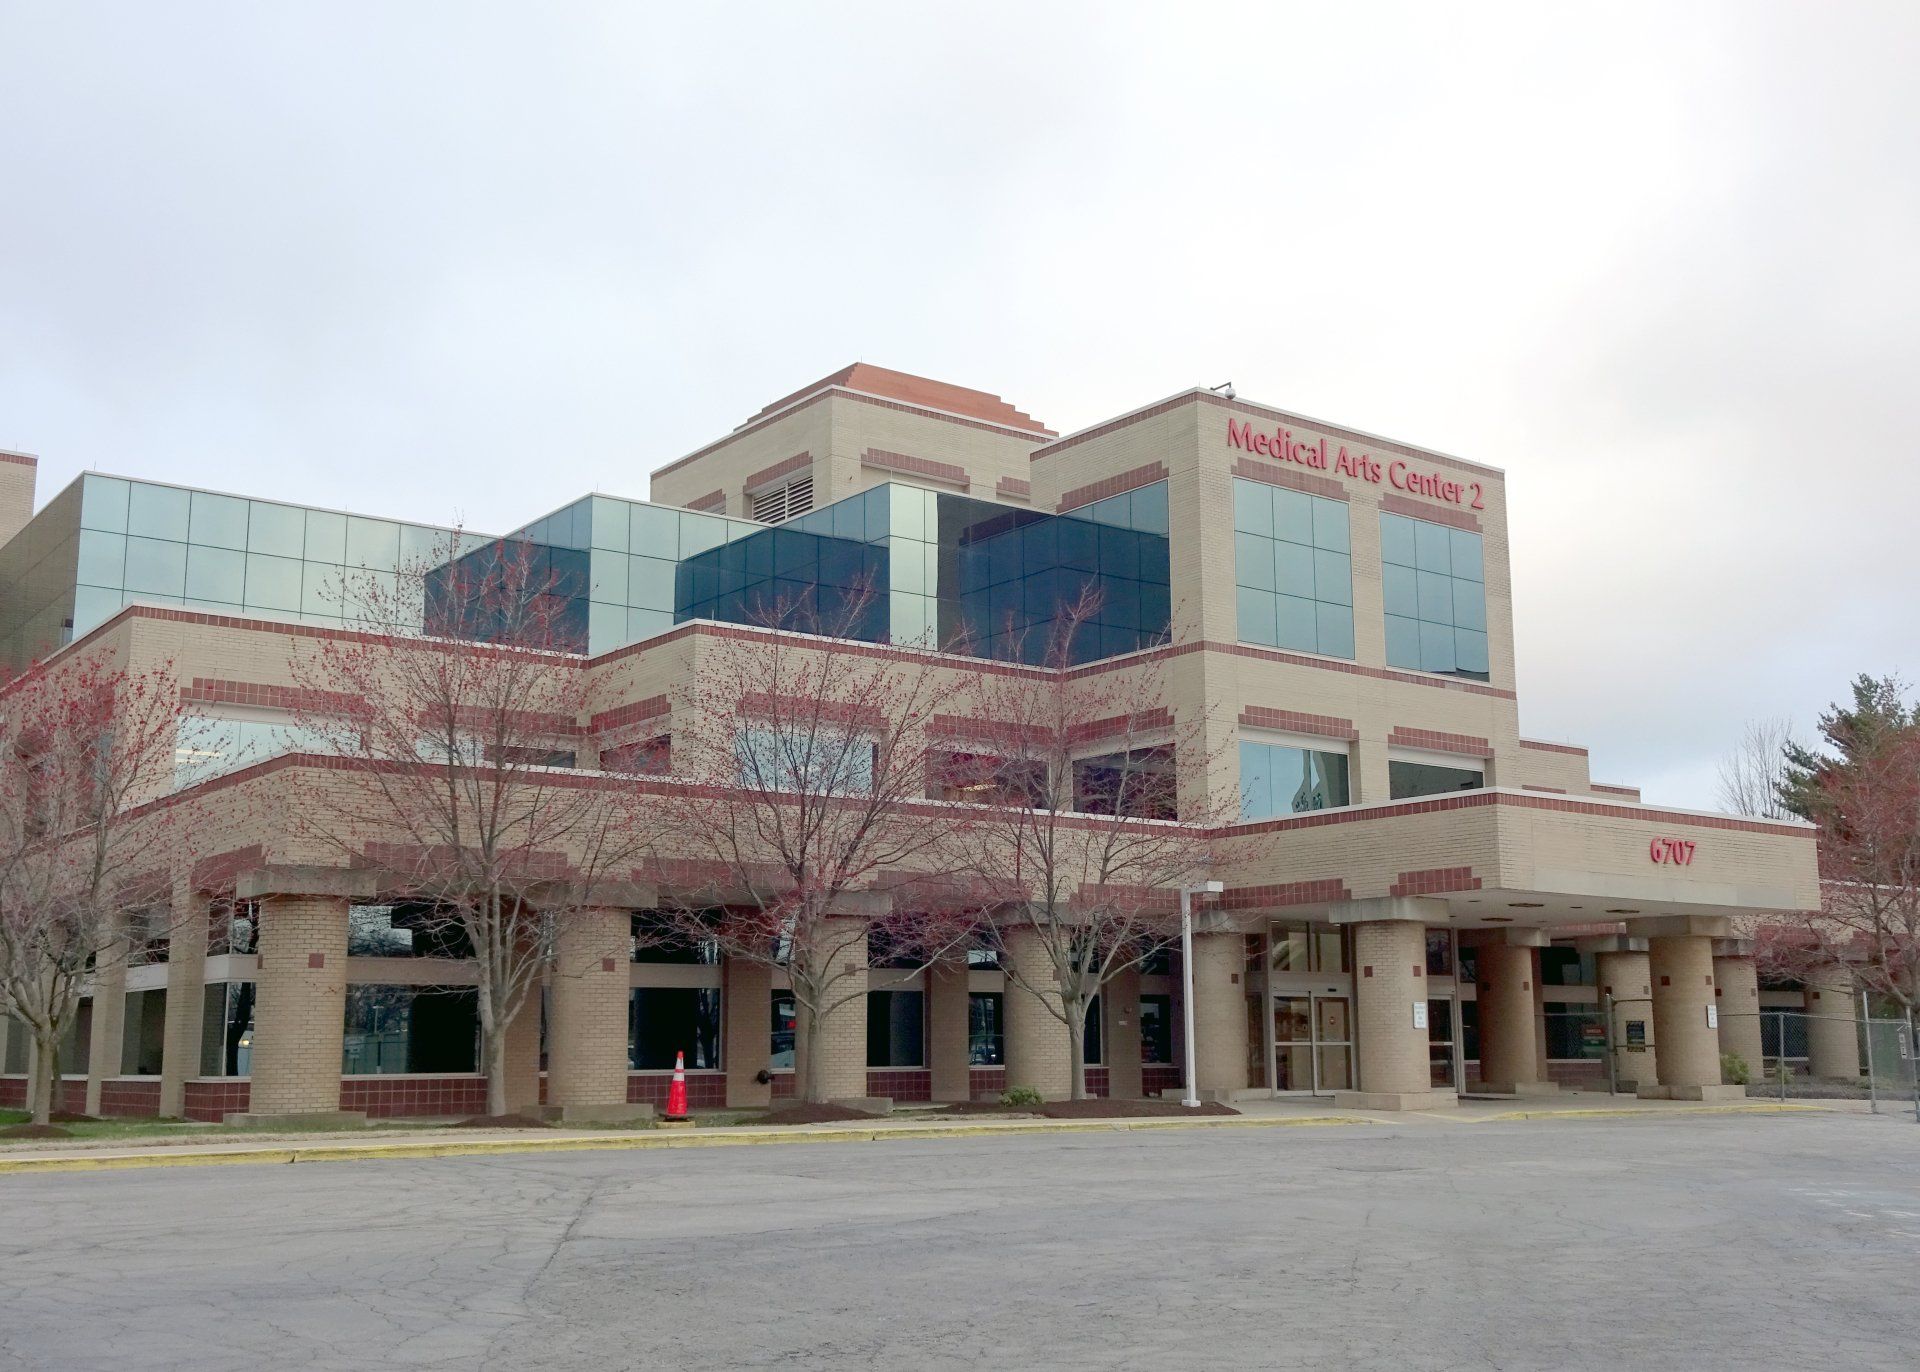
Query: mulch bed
[[0, 1124, 73, 1139], [49, 1112, 99, 1124], [941, 1099, 1239, 1119], [450, 1114, 552, 1129], [761, 1103, 882, 1125]]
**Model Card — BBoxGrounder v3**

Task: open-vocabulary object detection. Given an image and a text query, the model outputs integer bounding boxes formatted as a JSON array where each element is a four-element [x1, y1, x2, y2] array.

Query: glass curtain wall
[[1381, 511, 1489, 680], [1232, 478, 1354, 657]]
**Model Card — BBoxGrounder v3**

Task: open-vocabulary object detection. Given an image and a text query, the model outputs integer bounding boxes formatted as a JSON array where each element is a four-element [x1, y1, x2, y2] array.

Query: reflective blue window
[[1380, 513, 1488, 681], [1239, 740, 1351, 819], [1232, 479, 1353, 657]]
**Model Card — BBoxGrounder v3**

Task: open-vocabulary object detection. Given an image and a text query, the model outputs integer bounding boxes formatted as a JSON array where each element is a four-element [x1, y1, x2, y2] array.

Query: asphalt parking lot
[[1, 1111, 1916, 1371]]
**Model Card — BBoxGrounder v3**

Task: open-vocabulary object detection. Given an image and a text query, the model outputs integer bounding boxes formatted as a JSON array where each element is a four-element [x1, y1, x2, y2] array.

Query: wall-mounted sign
[[1649, 837, 1698, 866], [1626, 1020, 1648, 1046], [1706, 1004, 1718, 1029], [1412, 1000, 1428, 1030], [1227, 418, 1486, 511]]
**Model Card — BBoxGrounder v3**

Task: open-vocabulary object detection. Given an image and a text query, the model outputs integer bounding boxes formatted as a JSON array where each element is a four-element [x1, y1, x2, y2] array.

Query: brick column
[[795, 916, 868, 1103], [501, 985, 544, 1116], [1103, 966, 1144, 1100], [159, 889, 211, 1118], [1003, 926, 1071, 1100], [1191, 930, 1248, 1098], [1595, 949, 1658, 1091], [928, 960, 972, 1103], [1712, 952, 1765, 1084], [242, 893, 356, 1123], [1645, 935, 1726, 1096], [1347, 920, 1449, 1107], [84, 925, 129, 1116], [1804, 973, 1861, 1081], [548, 908, 644, 1122], [1476, 939, 1544, 1093], [724, 955, 772, 1107], [1531, 947, 1550, 1078]]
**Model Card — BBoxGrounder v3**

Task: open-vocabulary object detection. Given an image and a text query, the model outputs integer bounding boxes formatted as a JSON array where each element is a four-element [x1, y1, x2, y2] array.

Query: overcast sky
[[3, 2, 1915, 809]]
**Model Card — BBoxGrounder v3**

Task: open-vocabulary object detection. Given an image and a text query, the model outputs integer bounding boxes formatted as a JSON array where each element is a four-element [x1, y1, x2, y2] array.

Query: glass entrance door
[[1428, 996, 1458, 1089], [1273, 993, 1353, 1095]]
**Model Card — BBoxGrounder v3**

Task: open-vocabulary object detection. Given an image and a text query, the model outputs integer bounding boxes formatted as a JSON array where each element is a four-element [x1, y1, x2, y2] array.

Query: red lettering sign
[[1648, 837, 1697, 866], [1228, 418, 1482, 508]]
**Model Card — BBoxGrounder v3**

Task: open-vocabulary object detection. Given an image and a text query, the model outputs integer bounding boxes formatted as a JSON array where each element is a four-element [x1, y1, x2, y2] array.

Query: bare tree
[[286, 534, 648, 1119], [0, 654, 196, 1126], [1717, 717, 1796, 819], [656, 585, 977, 1105], [947, 590, 1221, 1100]]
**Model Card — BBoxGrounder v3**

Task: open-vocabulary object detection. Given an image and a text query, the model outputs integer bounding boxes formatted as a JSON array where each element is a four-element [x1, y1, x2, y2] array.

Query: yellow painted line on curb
[[0, 1114, 1360, 1176], [1474, 1103, 1832, 1123]]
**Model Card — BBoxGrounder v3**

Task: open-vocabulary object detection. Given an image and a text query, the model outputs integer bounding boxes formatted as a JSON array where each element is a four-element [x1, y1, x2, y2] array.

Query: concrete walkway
[[0, 1092, 1857, 1175]]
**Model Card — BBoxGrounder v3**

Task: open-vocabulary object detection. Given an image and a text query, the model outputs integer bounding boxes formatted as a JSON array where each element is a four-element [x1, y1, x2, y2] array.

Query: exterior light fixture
[[1180, 880, 1226, 1109]]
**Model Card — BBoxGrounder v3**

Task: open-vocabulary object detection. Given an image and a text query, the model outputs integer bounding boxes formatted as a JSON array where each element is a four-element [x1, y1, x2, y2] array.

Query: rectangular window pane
[[1418, 619, 1457, 673], [1238, 740, 1273, 820], [1140, 995, 1172, 1064], [1310, 496, 1349, 553], [1314, 601, 1355, 660], [1274, 594, 1317, 652], [1236, 587, 1277, 646], [82, 475, 131, 533], [1416, 569, 1454, 623], [127, 482, 190, 540], [1450, 528, 1484, 582], [866, 989, 926, 1067], [1312, 549, 1351, 606], [1384, 613, 1421, 669], [968, 992, 1004, 1065], [184, 544, 246, 604], [1232, 479, 1273, 536], [342, 985, 477, 1074], [1389, 759, 1484, 799], [1272, 539, 1314, 596], [1414, 520, 1452, 573], [188, 491, 250, 550], [1382, 563, 1417, 617], [1455, 627, 1490, 677], [1452, 578, 1487, 631], [630, 987, 721, 1070], [77, 529, 126, 587], [247, 502, 306, 555], [1380, 513, 1416, 567], [346, 518, 402, 570], [1234, 532, 1274, 590], [122, 537, 187, 596], [305, 510, 348, 564]]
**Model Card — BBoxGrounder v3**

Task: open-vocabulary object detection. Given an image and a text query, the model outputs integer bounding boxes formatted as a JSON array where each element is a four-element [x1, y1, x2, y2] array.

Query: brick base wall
[[866, 1069, 932, 1102], [341, 1076, 487, 1118], [183, 1079, 251, 1122], [628, 1071, 727, 1109], [0, 1076, 24, 1108], [100, 1079, 163, 1118], [1143, 1064, 1183, 1096], [969, 1066, 1005, 1098]]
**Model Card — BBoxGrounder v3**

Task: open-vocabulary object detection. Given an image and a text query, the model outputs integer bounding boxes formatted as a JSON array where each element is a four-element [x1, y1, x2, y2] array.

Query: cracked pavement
[[1, 1112, 1916, 1370]]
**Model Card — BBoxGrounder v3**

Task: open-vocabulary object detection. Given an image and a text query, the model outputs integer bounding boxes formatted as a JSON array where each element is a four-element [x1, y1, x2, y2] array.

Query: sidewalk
[[0, 1091, 1857, 1176]]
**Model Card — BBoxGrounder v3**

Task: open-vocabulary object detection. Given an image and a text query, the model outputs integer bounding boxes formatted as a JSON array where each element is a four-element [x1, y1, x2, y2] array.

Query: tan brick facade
[[83, 926, 129, 1116], [547, 909, 631, 1115], [158, 888, 210, 1117], [1002, 927, 1072, 1100], [1804, 974, 1861, 1081], [724, 957, 773, 1108], [1351, 921, 1430, 1097], [928, 961, 972, 1103], [1190, 932, 1248, 1097], [1712, 954, 1765, 1081], [249, 894, 351, 1118], [1103, 967, 1144, 1100], [797, 918, 868, 1102], [1477, 941, 1541, 1091], [1646, 936, 1721, 1091]]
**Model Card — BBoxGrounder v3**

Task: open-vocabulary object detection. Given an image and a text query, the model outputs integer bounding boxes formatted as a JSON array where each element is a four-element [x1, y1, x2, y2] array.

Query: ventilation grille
[[750, 474, 815, 524]]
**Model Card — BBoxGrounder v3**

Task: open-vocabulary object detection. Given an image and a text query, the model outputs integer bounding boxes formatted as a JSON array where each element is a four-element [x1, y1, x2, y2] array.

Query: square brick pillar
[[1644, 934, 1729, 1097], [928, 960, 972, 1103], [1531, 947, 1550, 1079], [548, 908, 646, 1122], [1804, 974, 1861, 1081], [1190, 930, 1248, 1099], [501, 985, 544, 1117], [159, 888, 211, 1118], [239, 893, 358, 1124], [725, 955, 773, 1108], [1003, 926, 1072, 1100], [1103, 966, 1143, 1100], [1476, 939, 1547, 1094], [795, 917, 867, 1103], [1712, 951, 1765, 1084], [84, 926, 130, 1116], [1344, 920, 1455, 1109], [1595, 949, 1658, 1090]]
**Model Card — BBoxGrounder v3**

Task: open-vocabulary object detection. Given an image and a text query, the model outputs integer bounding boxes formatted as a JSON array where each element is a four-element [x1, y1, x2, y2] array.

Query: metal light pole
[[1180, 880, 1226, 1109]]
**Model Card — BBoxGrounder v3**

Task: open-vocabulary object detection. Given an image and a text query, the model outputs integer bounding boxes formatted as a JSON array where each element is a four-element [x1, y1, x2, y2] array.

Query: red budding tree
[[287, 534, 648, 1118], [0, 654, 196, 1125], [947, 590, 1220, 1100], [659, 585, 977, 1104]]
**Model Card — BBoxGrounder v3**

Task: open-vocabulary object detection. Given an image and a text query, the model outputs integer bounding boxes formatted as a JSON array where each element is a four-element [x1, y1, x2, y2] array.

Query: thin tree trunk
[[483, 1013, 507, 1117], [1066, 997, 1088, 1101], [32, 1034, 57, 1127], [800, 992, 825, 1104]]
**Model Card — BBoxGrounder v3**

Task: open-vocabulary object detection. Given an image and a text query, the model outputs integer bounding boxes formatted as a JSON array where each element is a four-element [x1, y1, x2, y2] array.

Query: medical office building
[[0, 365, 1821, 1121]]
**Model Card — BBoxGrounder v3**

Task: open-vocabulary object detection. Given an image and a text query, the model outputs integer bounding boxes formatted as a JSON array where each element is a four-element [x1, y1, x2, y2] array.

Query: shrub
[[1000, 1085, 1045, 1108], [1721, 1052, 1751, 1086]]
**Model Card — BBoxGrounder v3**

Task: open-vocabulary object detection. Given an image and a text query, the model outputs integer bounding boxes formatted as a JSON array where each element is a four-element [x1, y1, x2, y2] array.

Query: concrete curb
[[1474, 1103, 1832, 1123], [0, 1113, 1360, 1175]]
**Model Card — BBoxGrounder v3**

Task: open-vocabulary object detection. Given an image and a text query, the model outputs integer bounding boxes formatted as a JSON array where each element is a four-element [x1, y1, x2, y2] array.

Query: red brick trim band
[[1057, 462, 1169, 513], [996, 475, 1031, 500], [1380, 492, 1482, 533], [1231, 457, 1349, 502], [1591, 783, 1641, 798], [589, 694, 669, 733], [0, 450, 36, 468], [860, 448, 971, 490], [685, 490, 726, 513], [1522, 784, 1567, 794], [1391, 866, 1481, 897], [1222, 787, 1811, 840], [1221, 878, 1353, 911], [1388, 726, 1491, 757], [1067, 706, 1174, 746], [181, 677, 363, 715], [1238, 707, 1358, 742], [1519, 738, 1588, 756], [743, 451, 813, 493]]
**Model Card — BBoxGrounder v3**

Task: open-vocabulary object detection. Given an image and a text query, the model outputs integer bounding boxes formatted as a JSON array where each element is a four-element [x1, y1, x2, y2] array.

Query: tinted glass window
[[1380, 512, 1488, 681], [1239, 740, 1350, 819], [1233, 479, 1353, 658], [630, 988, 720, 1070], [968, 992, 1004, 1064], [1389, 759, 1484, 799]]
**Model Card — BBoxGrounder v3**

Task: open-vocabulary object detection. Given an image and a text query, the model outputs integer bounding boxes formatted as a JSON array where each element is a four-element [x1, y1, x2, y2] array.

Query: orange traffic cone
[[665, 1050, 690, 1121]]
